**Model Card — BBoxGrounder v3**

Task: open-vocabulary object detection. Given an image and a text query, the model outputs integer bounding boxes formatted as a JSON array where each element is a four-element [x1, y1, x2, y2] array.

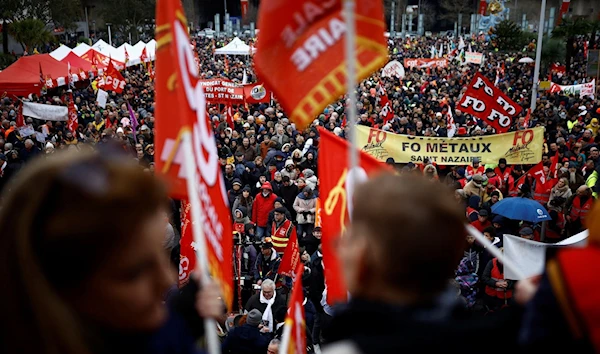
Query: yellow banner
[[356, 126, 544, 165]]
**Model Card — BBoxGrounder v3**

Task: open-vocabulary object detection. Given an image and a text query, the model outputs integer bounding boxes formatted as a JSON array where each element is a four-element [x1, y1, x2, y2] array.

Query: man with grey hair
[[20, 139, 40, 162], [267, 339, 280, 354], [245, 278, 285, 333]]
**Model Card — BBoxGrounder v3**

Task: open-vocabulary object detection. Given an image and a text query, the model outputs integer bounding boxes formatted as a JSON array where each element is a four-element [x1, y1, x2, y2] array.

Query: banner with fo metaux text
[[356, 126, 544, 165]]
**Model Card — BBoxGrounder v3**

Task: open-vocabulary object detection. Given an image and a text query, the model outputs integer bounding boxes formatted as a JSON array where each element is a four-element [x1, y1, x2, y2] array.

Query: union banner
[[356, 126, 545, 165], [255, 0, 388, 130]]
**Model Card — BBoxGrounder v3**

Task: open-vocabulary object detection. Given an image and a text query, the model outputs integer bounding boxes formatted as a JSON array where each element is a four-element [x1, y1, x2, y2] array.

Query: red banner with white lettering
[[199, 79, 245, 103], [318, 127, 390, 304], [255, 0, 388, 130], [155, 0, 233, 309], [241, 0, 249, 18], [179, 200, 196, 287], [403, 58, 449, 69], [97, 60, 126, 94], [67, 92, 78, 133], [278, 227, 301, 277], [457, 72, 522, 133]]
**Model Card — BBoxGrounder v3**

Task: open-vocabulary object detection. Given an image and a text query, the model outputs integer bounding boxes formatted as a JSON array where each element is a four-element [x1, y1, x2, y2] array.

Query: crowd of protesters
[[0, 30, 599, 353]]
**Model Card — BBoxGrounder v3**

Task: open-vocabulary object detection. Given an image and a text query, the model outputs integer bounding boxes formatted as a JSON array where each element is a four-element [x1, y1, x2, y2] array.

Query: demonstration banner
[[457, 72, 523, 133], [403, 58, 449, 69], [199, 79, 245, 103], [465, 51, 484, 65], [381, 60, 405, 79], [319, 127, 390, 304], [255, 0, 388, 130], [503, 231, 588, 280], [549, 79, 595, 98], [22, 102, 68, 121], [356, 125, 544, 165], [243, 83, 272, 104]]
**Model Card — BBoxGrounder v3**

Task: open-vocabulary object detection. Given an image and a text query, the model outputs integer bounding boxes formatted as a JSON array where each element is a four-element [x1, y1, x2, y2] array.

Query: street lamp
[[106, 22, 112, 46]]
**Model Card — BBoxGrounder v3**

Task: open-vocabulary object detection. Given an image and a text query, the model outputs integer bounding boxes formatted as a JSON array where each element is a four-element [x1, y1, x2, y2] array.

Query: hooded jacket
[[252, 183, 278, 228], [293, 187, 317, 224]]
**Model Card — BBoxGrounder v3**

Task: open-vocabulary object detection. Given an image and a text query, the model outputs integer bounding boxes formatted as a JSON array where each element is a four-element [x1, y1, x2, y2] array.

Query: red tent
[[61, 52, 94, 73], [0, 54, 70, 97]]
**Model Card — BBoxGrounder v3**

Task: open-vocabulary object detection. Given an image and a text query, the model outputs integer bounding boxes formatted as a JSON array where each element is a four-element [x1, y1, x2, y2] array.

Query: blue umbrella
[[491, 197, 552, 223]]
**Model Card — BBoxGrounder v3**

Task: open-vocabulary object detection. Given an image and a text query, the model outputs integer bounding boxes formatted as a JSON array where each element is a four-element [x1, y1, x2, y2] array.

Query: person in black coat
[[279, 176, 299, 221], [222, 309, 271, 354], [300, 226, 321, 256]]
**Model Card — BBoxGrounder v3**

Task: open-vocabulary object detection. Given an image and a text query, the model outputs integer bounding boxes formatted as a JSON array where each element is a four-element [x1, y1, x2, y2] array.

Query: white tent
[[49, 45, 72, 61], [146, 39, 157, 59], [91, 39, 113, 56], [215, 37, 255, 55], [119, 43, 144, 67], [72, 43, 92, 57], [133, 41, 147, 52]]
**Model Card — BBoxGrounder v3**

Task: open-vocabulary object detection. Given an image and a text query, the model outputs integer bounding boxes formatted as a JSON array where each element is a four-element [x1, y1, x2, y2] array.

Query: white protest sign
[[551, 79, 595, 98], [96, 89, 108, 108], [503, 230, 589, 280], [381, 60, 405, 79], [465, 52, 484, 65], [17, 124, 35, 137], [35, 132, 46, 143], [22, 102, 68, 121]]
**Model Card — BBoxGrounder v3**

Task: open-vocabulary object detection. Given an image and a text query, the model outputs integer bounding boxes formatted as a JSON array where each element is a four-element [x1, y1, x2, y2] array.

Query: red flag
[[527, 161, 545, 186], [557, 0, 570, 25], [240, 0, 249, 18], [318, 127, 390, 304], [67, 92, 78, 133], [179, 200, 196, 287], [522, 108, 531, 129], [224, 104, 234, 129], [478, 0, 487, 15], [550, 152, 559, 178], [97, 60, 126, 94], [155, 0, 233, 310], [255, 0, 388, 130], [378, 85, 394, 123], [243, 83, 272, 104], [140, 47, 148, 67], [281, 265, 306, 354], [16, 103, 25, 127], [278, 227, 301, 277], [457, 72, 522, 133]]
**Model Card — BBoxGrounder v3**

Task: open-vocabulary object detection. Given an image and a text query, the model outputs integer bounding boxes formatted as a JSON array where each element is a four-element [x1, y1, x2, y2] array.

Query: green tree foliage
[[541, 36, 566, 69], [492, 20, 523, 51], [552, 18, 593, 72], [101, 0, 156, 42], [9, 18, 54, 52]]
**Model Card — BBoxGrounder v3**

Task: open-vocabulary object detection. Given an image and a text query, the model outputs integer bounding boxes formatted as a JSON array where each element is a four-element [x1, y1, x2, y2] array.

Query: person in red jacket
[[471, 209, 492, 232], [252, 182, 278, 238]]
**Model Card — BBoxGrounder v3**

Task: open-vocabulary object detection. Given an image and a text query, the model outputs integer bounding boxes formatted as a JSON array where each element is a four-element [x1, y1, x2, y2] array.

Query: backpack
[[455, 256, 479, 308]]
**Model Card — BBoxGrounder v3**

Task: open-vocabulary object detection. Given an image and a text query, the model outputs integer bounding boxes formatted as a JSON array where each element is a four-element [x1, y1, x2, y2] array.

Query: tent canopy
[[215, 37, 255, 55], [61, 52, 95, 73], [0, 54, 70, 97], [49, 45, 72, 61], [79, 48, 125, 69], [72, 43, 92, 57]]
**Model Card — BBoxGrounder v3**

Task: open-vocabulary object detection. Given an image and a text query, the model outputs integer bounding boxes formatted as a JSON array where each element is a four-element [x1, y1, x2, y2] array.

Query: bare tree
[[439, 0, 472, 23]]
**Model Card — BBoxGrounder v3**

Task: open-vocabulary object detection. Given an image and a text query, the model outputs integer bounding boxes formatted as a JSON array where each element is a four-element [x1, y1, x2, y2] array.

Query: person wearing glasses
[[0, 150, 223, 354]]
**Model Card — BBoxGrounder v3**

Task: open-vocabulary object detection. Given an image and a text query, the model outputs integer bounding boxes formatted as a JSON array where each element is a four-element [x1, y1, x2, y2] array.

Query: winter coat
[[252, 191, 278, 228], [233, 206, 251, 224], [280, 184, 300, 219], [266, 207, 293, 236], [245, 292, 287, 324], [233, 195, 254, 219], [236, 145, 257, 163], [221, 324, 270, 354], [463, 180, 485, 198], [293, 189, 317, 224], [303, 169, 318, 190], [548, 184, 572, 213]]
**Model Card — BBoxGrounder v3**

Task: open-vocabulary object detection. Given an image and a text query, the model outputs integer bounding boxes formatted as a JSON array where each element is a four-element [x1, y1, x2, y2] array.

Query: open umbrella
[[491, 197, 551, 223], [518, 57, 534, 63]]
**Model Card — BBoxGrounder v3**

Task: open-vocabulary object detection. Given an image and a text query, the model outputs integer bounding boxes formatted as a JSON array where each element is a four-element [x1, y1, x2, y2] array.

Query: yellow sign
[[539, 81, 551, 90], [356, 126, 544, 165]]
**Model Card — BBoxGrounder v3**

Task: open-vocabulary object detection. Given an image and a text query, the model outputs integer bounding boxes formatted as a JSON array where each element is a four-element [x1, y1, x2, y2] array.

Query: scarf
[[569, 172, 577, 185], [0, 161, 6, 177], [259, 290, 275, 332]]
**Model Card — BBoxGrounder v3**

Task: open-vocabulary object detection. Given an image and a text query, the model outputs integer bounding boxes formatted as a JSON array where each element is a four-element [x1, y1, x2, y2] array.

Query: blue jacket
[[222, 324, 271, 354]]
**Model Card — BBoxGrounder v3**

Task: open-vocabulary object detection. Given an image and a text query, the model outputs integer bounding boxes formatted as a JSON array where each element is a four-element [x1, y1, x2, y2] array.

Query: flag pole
[[466, 225, 535, 293], [180, 131, 221, 354], [530, 0, 547, 112], [344, 0, 359, 195]]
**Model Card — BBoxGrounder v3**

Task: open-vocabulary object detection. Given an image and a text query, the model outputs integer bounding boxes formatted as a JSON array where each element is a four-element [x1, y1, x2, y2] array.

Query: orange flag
[[281, 265, 307, 354], [155, 0, 233, 309], [314, 197, 322, 228], [255, 0, 388, 130], [278, 227, 301, 277], [318, 127, 390, 304]]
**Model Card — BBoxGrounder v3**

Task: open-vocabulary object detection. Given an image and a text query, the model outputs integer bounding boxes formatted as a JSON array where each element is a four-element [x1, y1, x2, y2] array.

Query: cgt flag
[[457, 72, 522, 133], [97, 60, 126, 94], [278, 227, 301, 277], [155, 0, 233, 310], [255, 0, 388, 130], [318, 127, 390, 304]]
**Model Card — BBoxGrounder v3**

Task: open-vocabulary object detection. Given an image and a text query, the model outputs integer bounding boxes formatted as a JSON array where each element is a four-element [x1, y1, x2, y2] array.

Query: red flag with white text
[[457, 72, 522, 133], [97, 60, 126, 94], [318, 127, 390, 304], [255, 0, 388, 130], [67, 92, 78, 133], [378, 85, 394, 123], [155, 0, 233, 309]]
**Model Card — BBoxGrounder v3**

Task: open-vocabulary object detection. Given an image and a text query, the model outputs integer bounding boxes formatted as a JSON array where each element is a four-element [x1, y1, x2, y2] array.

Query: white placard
[[17, 124, 35, 137], [96, 89, 108, 108], [382, 60, 405, 79]]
